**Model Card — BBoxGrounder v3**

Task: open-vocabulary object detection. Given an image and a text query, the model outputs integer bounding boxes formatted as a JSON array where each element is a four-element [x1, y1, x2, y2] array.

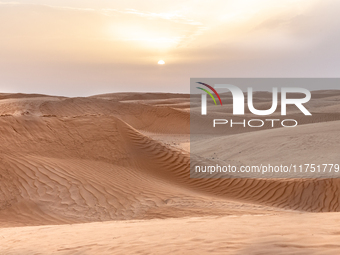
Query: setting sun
[[158, 60, 165, 65]]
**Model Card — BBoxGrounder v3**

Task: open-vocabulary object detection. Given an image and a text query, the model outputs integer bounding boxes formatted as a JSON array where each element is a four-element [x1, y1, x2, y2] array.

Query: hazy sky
[[1, 0, 340, 96]]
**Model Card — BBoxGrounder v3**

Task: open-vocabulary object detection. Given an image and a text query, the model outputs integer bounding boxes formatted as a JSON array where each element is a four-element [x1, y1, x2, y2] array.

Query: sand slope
[[2, 213, 340, 255], [0, 91, 340, 254]]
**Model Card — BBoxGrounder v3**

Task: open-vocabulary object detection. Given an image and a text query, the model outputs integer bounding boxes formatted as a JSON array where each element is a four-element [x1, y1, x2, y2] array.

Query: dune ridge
[[0, 91, 340, 229], [1, 91, 340, 254]]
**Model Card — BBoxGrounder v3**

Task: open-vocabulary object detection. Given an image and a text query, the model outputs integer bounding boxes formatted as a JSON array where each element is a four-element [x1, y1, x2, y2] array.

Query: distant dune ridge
[[1, 91, 340, 254]]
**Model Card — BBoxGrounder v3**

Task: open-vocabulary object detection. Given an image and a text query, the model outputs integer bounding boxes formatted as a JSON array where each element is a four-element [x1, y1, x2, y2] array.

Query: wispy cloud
[[101, 8, 202, 25], [0, 1, 95, 11], [100, 7, 207, 48], [1, 0, 340, 96]]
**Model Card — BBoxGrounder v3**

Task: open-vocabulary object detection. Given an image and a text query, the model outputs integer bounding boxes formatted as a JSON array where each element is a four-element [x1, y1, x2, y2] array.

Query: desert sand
[[1, 91, 340, 254]]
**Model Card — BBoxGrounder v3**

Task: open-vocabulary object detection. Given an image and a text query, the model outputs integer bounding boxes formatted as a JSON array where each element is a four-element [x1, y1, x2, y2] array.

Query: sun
[[158, 60, 165, 65]]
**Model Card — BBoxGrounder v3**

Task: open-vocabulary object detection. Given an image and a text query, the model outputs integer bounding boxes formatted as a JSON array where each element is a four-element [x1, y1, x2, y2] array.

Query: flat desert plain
[[1, 91, 340, 254]]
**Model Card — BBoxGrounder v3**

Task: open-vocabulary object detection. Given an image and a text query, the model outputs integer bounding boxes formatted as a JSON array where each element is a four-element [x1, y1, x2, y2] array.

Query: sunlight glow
[[109, 24, 182, 50]]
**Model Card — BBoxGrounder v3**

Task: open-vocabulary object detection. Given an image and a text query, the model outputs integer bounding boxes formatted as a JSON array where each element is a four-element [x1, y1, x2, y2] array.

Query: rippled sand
[[1, 91, 340, 254]]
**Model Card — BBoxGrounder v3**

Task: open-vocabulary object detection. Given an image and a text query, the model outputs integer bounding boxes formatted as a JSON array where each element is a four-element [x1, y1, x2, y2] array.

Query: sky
[[0, 0, 340, 96]]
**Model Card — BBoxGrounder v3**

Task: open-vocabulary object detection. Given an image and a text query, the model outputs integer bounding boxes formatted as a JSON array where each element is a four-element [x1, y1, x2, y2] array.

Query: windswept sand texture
[[1, 91, 340, 254]]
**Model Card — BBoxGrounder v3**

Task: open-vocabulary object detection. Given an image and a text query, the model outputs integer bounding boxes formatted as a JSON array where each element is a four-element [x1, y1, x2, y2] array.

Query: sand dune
[[3, 213, 340, 255], [1, 91, 340, 254]]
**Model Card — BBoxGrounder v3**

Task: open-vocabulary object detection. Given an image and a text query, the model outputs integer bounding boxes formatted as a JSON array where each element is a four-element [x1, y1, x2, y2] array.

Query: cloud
[[0, 0, 340, 96], [101, 8, 202, 25]]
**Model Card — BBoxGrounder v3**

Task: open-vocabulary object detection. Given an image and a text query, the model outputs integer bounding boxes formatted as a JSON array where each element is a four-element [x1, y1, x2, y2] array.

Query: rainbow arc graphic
[[196, 82, 223, 105]]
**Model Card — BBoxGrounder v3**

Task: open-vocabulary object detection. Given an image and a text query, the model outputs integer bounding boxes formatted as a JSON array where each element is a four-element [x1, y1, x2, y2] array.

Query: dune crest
[[0, 91, 340, 229]]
